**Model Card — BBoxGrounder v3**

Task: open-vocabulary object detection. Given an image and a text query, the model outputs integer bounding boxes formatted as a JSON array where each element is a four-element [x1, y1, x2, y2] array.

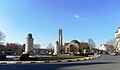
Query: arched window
[[70, 45, 74, 52]]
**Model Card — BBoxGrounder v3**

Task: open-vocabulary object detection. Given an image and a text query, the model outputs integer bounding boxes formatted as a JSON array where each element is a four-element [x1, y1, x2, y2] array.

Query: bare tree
[[34, 43, 41, 48], [80, 42, 90, 53], [88, 38, 96, 48], [88, 38, 96, 53], [0, 31, 6, 45], [5, 43, 23, 55], [106, 38, 116, 47], [33, 43, 41, 54], [46, 43, 54, 53]]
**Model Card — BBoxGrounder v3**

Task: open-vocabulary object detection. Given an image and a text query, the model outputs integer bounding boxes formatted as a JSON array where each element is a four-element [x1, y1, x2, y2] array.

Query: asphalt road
[[0, 55, 120, 70]]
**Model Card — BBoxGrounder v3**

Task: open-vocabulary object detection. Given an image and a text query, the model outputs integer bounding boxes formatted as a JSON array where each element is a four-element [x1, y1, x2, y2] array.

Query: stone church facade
[[64, 40, 90, 54]]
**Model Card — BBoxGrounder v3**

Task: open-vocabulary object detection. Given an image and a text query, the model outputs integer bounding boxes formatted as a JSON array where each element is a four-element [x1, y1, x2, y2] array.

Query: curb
[[0, 55, 101, 64]]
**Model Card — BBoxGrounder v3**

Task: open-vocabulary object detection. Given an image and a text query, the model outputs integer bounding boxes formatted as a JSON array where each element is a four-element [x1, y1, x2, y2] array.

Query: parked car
[[110, 52, 117, 56]]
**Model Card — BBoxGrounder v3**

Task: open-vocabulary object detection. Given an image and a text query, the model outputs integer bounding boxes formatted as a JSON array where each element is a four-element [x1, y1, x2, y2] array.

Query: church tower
[[59, 28, 63, 53], [23, 33, 34, 54]]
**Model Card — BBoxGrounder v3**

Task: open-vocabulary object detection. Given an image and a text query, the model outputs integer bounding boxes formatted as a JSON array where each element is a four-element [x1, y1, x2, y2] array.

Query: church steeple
[[59, 27, 63, 53]]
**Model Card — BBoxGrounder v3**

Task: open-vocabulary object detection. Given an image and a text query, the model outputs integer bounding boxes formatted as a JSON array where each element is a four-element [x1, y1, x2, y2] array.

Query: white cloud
[[73, 14, 86, 21], [74, 15, 80, 18]]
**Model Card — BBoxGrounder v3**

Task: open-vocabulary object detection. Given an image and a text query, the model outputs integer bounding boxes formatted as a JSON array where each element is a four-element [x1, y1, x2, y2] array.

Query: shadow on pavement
[[0, 62, 116, 70]]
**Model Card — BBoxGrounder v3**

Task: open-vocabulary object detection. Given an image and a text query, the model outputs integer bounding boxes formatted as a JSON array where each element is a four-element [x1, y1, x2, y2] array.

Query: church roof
[[27, 33, 32, 38], [70, 40, 80, 44]]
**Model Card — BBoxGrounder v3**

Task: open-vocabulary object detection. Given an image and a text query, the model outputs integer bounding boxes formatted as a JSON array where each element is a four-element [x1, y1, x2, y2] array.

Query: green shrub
[[20, 54, 38, 61], [20, 54, 29, 61], [37, 56, 84, 61], [0, 54, 6, 60], [29, 57, 38, 61], [88, 53, 94, 55], [74, 53, 88, 57], [80, 53, 88, 56]]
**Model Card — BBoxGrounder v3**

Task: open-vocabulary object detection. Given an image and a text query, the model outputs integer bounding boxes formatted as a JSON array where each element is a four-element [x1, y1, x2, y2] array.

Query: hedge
[[37, 56, 85, 61], [0, 54, 6, 60]]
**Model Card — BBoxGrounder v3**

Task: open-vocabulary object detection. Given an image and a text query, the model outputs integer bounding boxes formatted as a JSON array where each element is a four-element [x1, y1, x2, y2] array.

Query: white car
[[110, 52, 117, 56]]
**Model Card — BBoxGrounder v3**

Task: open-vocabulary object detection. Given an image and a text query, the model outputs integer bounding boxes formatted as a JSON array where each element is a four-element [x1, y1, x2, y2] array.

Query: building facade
[[64, 40, 90, 54], [115, 27, 120, 52], [99, 44, 114, 52]]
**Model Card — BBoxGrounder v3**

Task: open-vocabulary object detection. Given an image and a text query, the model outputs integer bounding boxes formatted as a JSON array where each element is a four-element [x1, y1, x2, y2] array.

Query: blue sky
[[0, 0, 120, 48]]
